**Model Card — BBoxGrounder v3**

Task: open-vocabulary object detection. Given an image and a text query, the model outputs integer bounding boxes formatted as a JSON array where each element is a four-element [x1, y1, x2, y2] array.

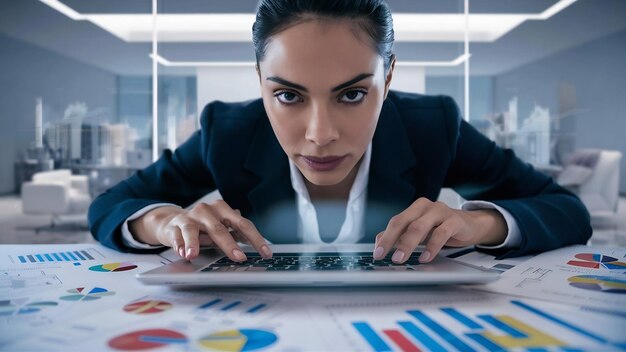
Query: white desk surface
[[1, 243, 625, 351]]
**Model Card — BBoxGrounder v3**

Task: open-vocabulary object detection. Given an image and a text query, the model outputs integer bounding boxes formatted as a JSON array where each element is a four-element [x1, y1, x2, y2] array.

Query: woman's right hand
[[128, 200, 272, 262]]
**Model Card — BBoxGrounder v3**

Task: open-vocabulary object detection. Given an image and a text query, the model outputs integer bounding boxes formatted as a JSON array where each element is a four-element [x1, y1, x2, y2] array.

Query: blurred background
[[0, 0, 624, 245]]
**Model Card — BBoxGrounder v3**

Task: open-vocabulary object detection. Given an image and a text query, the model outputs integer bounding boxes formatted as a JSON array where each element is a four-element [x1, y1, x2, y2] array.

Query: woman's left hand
[[373, 197, 508, 264]]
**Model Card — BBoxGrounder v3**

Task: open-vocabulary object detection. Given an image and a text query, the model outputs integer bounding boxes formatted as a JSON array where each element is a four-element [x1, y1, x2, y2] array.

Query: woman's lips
[[301, 155, 346, 172]]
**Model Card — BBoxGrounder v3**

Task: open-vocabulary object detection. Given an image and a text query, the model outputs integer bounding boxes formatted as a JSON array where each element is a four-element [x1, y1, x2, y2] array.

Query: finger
[[421, 217, 463, 263], [190, 203, 248, 262], [373, 232, 384, 259], [165, 225, 185, 258], [212, 201, 272, 258], [230, 229, 251, 245], [375, 198, 432, 259], [204, 223, 247, 262], [179, 223, 200, 260], [391, 212, 442, 264], [208, 224, 247, 261], [391, 218, 435, 264]]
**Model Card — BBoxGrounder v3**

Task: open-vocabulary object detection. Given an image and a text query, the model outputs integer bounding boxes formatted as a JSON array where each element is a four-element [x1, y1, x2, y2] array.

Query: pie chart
[[568, 275, 626, 294], [567, 253, 626, 270], [108, 329, 187, 350], [198, 329, 278, 351], [90, 262, 138, 272], [59, 287, 115, 301], [123, 300, 173, 314]]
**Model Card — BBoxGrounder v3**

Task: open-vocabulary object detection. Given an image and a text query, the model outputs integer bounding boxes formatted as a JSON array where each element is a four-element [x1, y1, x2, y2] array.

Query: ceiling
[[0, 0, 625, 76]]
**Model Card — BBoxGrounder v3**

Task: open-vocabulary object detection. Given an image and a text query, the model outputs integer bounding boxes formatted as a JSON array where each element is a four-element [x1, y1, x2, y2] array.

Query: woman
[[88, 0, 591, 264]]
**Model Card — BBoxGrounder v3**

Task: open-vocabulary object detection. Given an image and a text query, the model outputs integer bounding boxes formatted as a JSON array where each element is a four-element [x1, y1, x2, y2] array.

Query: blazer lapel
[[243, 114, 298, 244], [360, 98, 418, 242]]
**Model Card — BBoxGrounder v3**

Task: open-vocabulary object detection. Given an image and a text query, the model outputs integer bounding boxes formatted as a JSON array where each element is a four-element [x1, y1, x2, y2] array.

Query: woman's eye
[[275, 91, 302, 105], [339, 90, 367, 104]]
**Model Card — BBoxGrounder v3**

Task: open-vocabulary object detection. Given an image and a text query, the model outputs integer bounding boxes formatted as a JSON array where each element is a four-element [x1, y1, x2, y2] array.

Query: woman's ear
[[383, 55, 396, 100], [255, 64, 261, 84]]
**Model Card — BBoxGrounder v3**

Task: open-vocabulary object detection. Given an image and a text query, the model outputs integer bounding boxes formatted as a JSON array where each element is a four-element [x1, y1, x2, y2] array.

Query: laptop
[[137, 244, 499, 287]]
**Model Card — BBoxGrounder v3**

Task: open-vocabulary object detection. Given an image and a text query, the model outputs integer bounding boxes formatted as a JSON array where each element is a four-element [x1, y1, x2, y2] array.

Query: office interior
[[0, 0, 624, 246]]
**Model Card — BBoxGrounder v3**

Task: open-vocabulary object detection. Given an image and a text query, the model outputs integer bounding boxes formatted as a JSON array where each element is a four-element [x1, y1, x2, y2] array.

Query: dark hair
[[252, 0, 395, 70]]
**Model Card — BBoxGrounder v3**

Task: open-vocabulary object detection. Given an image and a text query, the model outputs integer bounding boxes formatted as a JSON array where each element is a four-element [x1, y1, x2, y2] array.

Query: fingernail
[[419, 250, 431, 263], [178, 247, 184, 258], [392, 250, 405, 263], [373, 246, 384, 259], [260, 245, 272, 258], [187, 247, 194, 257], [232, 249, 247, 261]]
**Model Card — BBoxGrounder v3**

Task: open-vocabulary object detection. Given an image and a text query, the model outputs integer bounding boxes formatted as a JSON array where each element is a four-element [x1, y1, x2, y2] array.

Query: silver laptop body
[[137, 244, 499, 287]]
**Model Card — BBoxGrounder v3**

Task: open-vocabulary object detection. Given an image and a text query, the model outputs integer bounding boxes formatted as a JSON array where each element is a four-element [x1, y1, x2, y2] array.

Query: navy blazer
[[88, 91, 591, 258]]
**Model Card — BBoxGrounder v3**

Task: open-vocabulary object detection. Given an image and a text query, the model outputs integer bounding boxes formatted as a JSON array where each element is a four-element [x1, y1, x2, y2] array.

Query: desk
[[1, 243, 625, 351]]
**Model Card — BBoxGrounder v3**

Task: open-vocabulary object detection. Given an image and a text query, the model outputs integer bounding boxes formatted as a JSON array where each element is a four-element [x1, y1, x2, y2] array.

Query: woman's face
[[258, 19, 394, 186]]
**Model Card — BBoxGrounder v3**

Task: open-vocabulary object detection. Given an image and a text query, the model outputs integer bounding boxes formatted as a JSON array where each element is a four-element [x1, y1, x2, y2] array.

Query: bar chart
[[348, 300, 625, 351], [196, 297, 269, 315], [12, 248, 103, 266]]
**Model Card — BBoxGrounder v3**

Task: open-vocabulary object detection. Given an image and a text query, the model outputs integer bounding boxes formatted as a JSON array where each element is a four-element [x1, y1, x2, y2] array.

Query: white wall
[[196, 65, 425, 112]]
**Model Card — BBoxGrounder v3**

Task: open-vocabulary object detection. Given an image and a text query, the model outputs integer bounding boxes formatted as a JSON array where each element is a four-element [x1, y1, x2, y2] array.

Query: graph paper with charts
[[309, 288, 626, 351], [476, 245, 626, 314], [1, 243, 626, 351]]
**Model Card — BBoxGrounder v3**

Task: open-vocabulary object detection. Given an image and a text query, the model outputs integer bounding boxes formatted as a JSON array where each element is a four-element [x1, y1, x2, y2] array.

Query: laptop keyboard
[[200, 252, 422, 272]]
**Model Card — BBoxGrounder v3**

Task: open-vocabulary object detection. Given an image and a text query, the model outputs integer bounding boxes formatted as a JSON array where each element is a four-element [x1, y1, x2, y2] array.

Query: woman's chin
[[301, 170, 347, 187]]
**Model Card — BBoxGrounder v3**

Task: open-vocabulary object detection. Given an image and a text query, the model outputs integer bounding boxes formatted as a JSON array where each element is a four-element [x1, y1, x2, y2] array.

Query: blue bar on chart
[[407, 310, 477, 352], [510, 300, 611, 346], [465, 332, 505, 352], [247, 303, 267, 314], [220, 301, 242, 311], [398, 321, 447, 352], [14, 250, 98, 264], [478, 315, 527, 338], [352, 322, 392, 352], [441, 308, 483, 330], [198, 299, 222, 310]]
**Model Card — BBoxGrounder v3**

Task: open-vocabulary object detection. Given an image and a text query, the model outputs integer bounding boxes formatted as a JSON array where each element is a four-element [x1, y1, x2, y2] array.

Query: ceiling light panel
[[40, 0, 577, 43]]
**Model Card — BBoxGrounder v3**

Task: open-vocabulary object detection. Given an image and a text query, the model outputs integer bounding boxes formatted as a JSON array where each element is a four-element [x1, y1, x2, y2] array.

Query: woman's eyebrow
[[266, 76, 307, 91], [266, 73, 374, 93], [331, 73, 374, 92]]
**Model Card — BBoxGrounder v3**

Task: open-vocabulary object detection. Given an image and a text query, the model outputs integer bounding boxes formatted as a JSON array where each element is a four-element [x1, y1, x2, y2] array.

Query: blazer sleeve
[[87, 104, 218, 253], [440, 96, 592, 258]]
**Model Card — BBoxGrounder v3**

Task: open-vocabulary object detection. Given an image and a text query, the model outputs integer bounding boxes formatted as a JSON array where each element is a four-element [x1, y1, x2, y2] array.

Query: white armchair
[[579, 150, 622, 228], [557, 150, 622, 228], [21, 169, 92, 232]]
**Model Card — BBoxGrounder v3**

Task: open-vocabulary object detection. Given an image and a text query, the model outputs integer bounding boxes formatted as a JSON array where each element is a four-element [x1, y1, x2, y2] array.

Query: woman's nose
[[305, 104, 339, 147]]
